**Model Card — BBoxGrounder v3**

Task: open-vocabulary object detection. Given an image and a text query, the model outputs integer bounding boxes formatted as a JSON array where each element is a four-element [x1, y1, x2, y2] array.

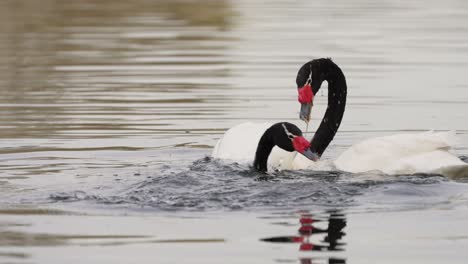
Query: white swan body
[[212, 122, 298, 170], [334, 131, 466, 175], [292, 131, 466, 177], [213, 124, 467, 177]]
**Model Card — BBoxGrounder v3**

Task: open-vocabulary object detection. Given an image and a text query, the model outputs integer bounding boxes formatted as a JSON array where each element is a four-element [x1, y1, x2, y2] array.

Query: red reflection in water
[[261, 211, 346, 263]]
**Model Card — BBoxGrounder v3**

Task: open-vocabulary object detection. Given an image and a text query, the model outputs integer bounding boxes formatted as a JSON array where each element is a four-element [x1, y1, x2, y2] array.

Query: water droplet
[[74, 191, 86, 200]]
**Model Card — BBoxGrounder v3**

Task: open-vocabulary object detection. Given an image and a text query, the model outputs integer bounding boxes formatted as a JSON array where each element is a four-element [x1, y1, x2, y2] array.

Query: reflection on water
[[0, 0, 233, 139], [1, 0, 468, 262], [262, 211, 346, 263], [0, 208, 225, 257], [0, 0, 236, 182], [1, 0, 468, 183], [300, 258, 345, 264], [1, 207, 467, 264]]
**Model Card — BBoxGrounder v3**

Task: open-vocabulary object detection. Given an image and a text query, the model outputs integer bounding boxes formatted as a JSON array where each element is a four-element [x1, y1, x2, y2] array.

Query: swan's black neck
[[309, 59, 347, 156], [253, 123, 299, 172], [253, 133, 275, 172]]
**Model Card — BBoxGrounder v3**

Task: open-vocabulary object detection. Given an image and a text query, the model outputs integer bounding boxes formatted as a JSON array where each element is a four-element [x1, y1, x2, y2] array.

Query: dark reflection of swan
[[300, 257, 346, 264], [261, 210, 346, 263], [322, 211, 347, 251]]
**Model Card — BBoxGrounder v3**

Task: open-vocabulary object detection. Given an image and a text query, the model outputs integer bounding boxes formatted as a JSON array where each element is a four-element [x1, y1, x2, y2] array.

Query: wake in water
[[46, 154, 468, 212]]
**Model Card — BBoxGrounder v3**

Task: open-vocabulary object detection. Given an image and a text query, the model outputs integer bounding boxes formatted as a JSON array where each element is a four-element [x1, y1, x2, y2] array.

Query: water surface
[[1, 0, 468, 263]]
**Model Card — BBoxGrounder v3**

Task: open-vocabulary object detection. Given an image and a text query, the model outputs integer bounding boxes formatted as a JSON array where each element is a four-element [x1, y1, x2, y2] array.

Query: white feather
[[212, 122, 297, 170], [333, 131, 465, 176], [213, 124, 467, 177]]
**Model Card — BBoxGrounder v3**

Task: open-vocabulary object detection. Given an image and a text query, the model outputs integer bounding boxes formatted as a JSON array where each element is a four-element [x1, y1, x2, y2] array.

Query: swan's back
[[212, 122, 272, 162], [334, 131, 465, 174], [213, 126, 467, 177], [212, 122, 297, 170]]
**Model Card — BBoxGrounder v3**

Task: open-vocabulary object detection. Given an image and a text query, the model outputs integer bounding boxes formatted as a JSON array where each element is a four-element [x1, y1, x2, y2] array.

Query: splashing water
[[43, 155, 467, 213]]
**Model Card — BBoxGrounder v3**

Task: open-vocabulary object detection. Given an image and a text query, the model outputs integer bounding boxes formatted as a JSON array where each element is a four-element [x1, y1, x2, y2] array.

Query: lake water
[[1, 0, 468, 263]]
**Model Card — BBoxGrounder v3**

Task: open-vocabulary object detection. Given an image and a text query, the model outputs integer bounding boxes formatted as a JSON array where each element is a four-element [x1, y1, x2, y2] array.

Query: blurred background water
[[1, 0, 468, 263]]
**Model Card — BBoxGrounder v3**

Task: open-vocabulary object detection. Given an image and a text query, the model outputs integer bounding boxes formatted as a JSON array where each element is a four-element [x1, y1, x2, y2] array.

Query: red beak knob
[[298, 84, 314, 103]]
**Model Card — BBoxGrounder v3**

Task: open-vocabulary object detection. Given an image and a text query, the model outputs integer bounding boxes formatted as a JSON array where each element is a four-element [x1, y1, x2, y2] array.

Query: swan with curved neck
[[212, 122, 316, 172], [212, 59, 466, 177], [296, 58, 347, 158], [292, 58, 466, 177]]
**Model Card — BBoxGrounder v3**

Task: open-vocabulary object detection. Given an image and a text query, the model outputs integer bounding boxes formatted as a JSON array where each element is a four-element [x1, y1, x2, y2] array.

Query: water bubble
[[74, 191, 87, 200]]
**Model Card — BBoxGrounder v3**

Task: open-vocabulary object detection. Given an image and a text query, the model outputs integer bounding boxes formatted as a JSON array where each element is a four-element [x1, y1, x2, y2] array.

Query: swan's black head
[[269, 122, 309, 153], [282, 124, 318, 160], [254, 122, 318, 171], [296, 58, 330, 122]]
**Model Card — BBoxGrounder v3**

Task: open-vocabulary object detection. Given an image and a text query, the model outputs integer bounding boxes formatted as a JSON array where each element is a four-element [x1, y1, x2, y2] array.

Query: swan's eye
[[288, 135, 294, 140]]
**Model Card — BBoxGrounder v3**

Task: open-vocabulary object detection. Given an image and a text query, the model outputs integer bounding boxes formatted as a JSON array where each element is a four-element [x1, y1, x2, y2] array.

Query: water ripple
[[47, 157, 455, 212]]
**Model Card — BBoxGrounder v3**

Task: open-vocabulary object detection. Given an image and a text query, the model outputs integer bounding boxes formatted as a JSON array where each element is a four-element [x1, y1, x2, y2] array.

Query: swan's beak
[[300, 103, 312, 123], [301, 148, 319, 161], [292, 136, 318, 161], [298, 84, 314, 123]]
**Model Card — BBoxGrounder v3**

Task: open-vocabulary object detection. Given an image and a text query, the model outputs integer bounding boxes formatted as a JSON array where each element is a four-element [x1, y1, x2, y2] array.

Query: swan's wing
[[435, 164, 468, 180], [384, 150, 466, 175], [212, 122, 272, 162], [334, 131, 462, 174], [334, 134, 404, 173]]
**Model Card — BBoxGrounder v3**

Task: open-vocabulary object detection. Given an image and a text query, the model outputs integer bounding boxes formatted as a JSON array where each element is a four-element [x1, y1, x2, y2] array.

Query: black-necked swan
[[293, 58, 467, 177], [212, 58, 347, 172], [212, 122, 316, 172], [296, 58, 347, 159], [212, 58, 466, 176]]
